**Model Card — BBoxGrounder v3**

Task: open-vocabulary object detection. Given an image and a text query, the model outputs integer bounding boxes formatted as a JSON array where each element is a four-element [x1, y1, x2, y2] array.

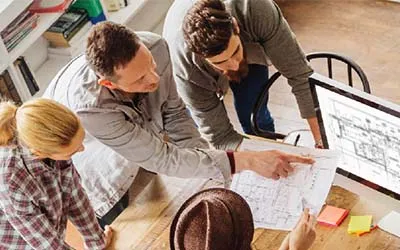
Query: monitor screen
[[309, 73, 400, 197]]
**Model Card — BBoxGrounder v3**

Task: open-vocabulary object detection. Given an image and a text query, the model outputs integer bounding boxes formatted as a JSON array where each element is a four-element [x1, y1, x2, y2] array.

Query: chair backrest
[[250, 51, 371, 140], [306, 52, 371, 93]]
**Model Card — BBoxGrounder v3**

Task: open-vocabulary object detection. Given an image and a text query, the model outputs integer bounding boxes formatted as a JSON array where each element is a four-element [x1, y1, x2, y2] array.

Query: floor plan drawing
[[231, 141, 338, 231], [316, 85, 400, 195]]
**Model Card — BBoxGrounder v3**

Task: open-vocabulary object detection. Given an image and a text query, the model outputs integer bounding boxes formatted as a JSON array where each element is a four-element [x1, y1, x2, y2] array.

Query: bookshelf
[[0, 0, 34, 75], [9, 12, 63, 64], [0, 0, 173, 102]]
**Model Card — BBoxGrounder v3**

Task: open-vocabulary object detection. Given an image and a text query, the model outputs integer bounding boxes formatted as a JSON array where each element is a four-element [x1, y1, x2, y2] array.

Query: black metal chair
[[250, 51, 371, 140]]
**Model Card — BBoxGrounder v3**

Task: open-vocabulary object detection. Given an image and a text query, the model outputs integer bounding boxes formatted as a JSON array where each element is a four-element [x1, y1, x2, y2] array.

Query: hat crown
[[171, 188, 254, 250], [180, 198, 237, 249]]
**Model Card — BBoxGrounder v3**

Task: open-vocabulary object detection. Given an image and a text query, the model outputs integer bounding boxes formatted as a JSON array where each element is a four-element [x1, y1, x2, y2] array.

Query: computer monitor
[[309, 73, 400, 198]]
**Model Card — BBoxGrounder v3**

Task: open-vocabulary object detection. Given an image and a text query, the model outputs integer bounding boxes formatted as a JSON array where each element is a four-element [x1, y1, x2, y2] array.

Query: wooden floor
[[225, 0, 400, 135]]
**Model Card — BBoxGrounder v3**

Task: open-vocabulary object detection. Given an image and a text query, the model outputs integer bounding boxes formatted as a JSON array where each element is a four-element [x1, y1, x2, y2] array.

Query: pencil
[[294, 134, 301, 146], [357, 225, 378, 237]]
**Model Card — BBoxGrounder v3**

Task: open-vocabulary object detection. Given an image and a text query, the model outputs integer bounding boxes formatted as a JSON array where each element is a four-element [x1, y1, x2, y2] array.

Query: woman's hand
[[104, 225, 113, 248]]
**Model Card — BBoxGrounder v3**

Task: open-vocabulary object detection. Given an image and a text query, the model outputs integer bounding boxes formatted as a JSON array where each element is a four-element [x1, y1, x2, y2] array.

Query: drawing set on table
[[230, 74, 400, 244], [231, 140, 339, 231], [231, 135, 396, 240]]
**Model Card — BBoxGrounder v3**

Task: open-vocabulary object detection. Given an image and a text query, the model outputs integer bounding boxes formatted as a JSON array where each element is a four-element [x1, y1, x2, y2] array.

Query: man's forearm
[[307, 117, 322, 145]]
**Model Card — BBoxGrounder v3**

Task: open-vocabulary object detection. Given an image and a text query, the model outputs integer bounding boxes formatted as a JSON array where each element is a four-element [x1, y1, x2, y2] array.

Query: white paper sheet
[[378, 211, 400, 238], [231, 139, 339, 230]]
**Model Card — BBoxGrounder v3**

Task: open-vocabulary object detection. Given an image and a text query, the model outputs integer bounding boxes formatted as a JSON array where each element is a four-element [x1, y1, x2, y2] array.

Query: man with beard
[[163, 0, 323, 150]]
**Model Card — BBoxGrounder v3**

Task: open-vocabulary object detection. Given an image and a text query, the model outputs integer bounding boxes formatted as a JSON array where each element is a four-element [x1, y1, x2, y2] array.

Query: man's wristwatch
[[315, 139, 324, 149]]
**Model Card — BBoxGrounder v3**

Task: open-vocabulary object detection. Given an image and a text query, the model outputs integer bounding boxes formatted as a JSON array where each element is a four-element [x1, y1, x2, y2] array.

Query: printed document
[[231, 139, 339, 230]]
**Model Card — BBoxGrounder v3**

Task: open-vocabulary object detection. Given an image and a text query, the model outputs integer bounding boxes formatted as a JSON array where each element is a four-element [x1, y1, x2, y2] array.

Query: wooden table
[[66, 170, 400, 250]]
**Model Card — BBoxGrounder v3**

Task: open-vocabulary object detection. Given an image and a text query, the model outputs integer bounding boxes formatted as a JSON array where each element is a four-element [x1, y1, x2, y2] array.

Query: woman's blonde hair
[[0, 98, 80, 155]]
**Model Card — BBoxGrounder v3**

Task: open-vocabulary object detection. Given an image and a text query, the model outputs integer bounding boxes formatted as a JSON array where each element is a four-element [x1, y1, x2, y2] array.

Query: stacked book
[[0, 7, 39, 52], [47, 21, 91, 59], [43, 9, 91, 48]]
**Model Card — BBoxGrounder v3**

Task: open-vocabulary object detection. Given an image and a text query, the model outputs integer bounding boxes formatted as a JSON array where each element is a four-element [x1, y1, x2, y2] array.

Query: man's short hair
[[183, 0, 234, 58], [86, 21, 141, 81]]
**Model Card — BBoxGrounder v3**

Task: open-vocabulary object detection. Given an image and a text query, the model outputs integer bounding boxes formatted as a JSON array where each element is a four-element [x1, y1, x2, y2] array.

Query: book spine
[[2, 71, 22, 103], [19, 57, 40, 92], [3, 13, 38, 44], [5, 19, 37, 51], [65, 18, 88, 42], [1, 8, 31, 37], [63, 14, 88, 39], [0, 75, 12, 100], [15, 58, 39, 96]]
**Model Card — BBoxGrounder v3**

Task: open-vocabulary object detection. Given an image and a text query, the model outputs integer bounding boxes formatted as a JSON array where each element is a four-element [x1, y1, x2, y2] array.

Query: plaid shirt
[[0, 144, 106, 250]]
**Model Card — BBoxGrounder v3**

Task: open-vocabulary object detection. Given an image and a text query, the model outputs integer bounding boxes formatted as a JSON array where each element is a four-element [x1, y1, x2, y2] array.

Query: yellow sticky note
[[347, 215, 372, 234]]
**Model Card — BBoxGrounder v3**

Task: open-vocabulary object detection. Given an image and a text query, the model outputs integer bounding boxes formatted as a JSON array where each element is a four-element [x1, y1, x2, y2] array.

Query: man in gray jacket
[[163, 0, 322, 150], [44, 22, 313, 227]]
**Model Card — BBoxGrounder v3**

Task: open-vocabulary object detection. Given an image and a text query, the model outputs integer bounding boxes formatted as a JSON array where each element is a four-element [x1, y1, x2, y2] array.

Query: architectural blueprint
[[316, 85, 400, 195], [231, 140, 338, 230]]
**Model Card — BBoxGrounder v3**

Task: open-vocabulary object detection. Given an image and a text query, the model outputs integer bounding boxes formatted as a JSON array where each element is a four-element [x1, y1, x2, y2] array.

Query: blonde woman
[[0, 98, 112, 249]]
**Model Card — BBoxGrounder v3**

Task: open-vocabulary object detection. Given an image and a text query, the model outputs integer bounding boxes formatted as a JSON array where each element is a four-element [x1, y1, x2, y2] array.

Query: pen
[[357, 225, 378, 237], [294, 134, 301, 146]]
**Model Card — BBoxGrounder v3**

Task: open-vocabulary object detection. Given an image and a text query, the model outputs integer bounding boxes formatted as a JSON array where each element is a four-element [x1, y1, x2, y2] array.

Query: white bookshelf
[[9, 12, 63, 64], [0, 0, 34, 74], [0, 0, 173, 102], [0, 2, 63, 101]]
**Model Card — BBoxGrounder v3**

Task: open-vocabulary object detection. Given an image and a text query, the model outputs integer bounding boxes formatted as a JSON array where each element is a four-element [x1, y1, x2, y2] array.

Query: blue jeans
[[229, 64, 275, 134]]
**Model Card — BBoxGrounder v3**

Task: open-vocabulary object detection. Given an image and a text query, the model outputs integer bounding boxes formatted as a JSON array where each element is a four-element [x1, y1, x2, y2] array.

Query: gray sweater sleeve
[[77, 107, 232, 182], [249, 0, 315, 118], [175, 73, 244, 150], [159, 41, 210, 150]]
